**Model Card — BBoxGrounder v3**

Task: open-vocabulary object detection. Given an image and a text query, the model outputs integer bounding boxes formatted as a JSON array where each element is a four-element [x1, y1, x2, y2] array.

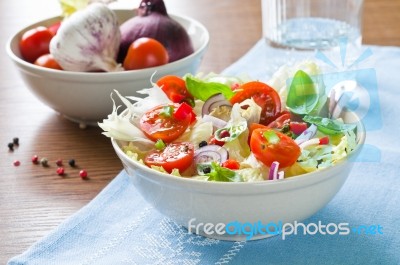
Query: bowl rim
[[5, 9, 210, 78], [111, 111, 366, 188]]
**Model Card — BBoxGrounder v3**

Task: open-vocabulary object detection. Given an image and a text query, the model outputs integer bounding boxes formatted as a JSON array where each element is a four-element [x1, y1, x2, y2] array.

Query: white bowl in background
[[6, 10, 209, 127]]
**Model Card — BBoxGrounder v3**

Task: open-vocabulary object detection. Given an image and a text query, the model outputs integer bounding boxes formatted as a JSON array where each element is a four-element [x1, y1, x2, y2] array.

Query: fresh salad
[[99, 61, 358, 182]]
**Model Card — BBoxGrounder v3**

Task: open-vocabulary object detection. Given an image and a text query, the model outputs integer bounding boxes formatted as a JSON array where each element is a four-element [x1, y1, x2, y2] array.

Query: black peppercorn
[[199, 140, 208, 148], [68, 159, 76, 167]]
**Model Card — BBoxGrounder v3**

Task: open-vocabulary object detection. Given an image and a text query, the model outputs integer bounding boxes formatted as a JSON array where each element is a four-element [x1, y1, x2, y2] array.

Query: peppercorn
[[202, 166, 211, 174], [68, 159, 76, 167], [56, 159, 63, 166], [79, 169, 88, 179], [13, 137, 19, 145], [199, 140, 208, 148], [56, 167, 65, 176], [32, 155, 39, 164], [40, 157, 49, 167], [13, 160, 21, 166], [8, 143, 14, 151]]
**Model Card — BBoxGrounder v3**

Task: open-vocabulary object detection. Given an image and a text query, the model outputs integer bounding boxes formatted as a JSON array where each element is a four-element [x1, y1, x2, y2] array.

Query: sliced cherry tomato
[[123, 37, 169, 70], [140, 104, 191, 143], [267, 111, 290, 128], [221, 159, 240, 170], [289, 122, 308, 135], [230, 81, 281, 125], [250, 128, 301, 168], [156, 75, 194, 105], [19, 26, 54, 63], [48, 21, 62, 36], [34, 54, 62, 70], [145, 142, 194, 173]]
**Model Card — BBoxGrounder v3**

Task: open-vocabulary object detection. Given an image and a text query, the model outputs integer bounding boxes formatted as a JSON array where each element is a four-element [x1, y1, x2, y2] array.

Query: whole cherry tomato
[[123, 37, 169, 70], [34, 54, 62, 70], [19, 26, 53, 63]]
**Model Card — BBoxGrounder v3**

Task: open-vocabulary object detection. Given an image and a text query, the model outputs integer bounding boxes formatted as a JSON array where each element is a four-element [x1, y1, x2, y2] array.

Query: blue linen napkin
[[8, 40, 400, 265]]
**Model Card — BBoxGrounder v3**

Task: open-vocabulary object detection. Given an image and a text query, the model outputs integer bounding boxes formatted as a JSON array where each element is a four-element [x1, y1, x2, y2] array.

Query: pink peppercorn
[[56, 167, 65, 176], [13, 160, 21, 166], [79, 170, 88, 179], [56, 159, 63, 166], [32, 155, 39, 164]]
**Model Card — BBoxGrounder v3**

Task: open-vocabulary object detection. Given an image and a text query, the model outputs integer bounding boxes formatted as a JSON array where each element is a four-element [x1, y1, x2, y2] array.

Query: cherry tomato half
[[230, 81, 281, 125], [140, 104, 191, 143], [156, 75, 194, 105], [250, 128, 301, 168], [34, 54, 62, 70], [123, 37, 169, 70], [144, 142, 194, 173], [19, 26, 53, 63]]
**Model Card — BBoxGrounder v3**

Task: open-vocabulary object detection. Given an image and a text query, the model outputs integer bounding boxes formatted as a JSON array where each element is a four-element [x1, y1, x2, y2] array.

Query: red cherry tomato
[[250, 128, 301, 168], [221, 159, 240, 170], [156, 75, 194, 105], [48, 21, 62, 36], [140, 104, 191, 143], [144, 142, 194, 173], [34, 54, 62, 70], [230, 81, 281, 125], [267, 111, 291, 128], [123, 37, 169, 70], [19, 26, 53, 63], [289, 122, 308, 135]]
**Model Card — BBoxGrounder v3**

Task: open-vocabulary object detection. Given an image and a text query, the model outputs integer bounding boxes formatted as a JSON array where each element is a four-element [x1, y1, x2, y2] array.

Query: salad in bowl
[[99, 60, 359, 183]]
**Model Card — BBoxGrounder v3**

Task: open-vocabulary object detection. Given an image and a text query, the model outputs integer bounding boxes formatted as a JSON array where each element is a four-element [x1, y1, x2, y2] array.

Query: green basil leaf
[[206, 162, 242, 182], [303, 115, 356, 135], [286, 70, 319, 115], [185, 75, 235, 101]]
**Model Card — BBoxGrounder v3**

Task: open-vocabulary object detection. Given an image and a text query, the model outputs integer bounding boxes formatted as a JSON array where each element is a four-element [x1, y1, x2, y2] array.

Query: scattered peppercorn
[[199, 140, 208, 148], [79, 169, 88, 179], [8, 143, 14, 151], [32, 155, 39, 164], [68, 159, 76, 167], [40, 157, 49, 167], [56, 159, 63, 166], [13, 160, 21, 166], [13, 137, 19, 145], [56, 167, 65, 176]]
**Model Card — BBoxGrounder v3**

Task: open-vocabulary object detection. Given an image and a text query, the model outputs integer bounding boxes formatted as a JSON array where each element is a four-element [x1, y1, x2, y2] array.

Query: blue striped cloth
[[8, 40, 400, 265]]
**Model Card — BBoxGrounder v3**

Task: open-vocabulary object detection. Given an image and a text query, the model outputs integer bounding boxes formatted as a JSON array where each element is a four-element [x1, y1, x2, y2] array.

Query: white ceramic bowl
[[111, 111, 366, 241], [6, 10, 209, 127]]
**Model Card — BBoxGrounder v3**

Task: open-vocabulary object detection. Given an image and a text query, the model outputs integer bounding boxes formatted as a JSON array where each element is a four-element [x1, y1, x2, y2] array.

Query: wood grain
[[0, 0, 399, 262]]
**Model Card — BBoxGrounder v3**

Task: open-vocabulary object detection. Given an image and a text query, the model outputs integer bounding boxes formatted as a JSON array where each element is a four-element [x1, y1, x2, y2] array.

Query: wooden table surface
[[1, 0, 399, 262]]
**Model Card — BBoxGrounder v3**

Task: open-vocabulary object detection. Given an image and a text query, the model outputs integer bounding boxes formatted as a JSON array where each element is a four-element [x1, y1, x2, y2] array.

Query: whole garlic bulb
[[50, 3, 123, 72]]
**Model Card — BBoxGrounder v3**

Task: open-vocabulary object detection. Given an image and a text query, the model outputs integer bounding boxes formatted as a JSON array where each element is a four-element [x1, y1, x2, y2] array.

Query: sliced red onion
[[268, 161, 280, 180], [194, 145, 228, 164], [202, 115, 228, 129], [202, 93, 232, 117], [295, 124, 317, 145], [194, 145, 228, 175], [299, 138, 320, 149], [277, 171, 285, 180]]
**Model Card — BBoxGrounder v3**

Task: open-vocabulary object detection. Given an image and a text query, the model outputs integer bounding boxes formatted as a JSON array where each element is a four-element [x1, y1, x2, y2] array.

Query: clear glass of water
[[262, 0, 364, 51]]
